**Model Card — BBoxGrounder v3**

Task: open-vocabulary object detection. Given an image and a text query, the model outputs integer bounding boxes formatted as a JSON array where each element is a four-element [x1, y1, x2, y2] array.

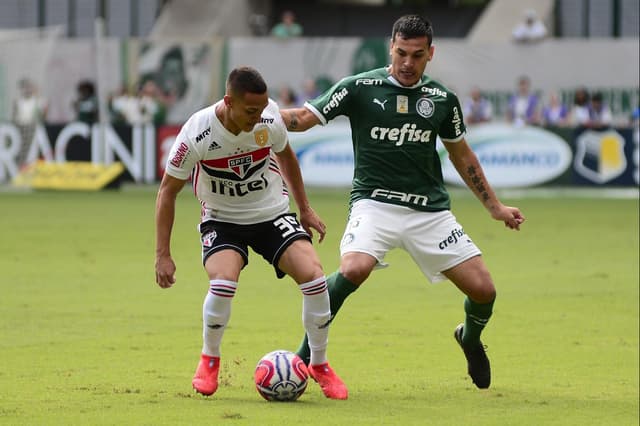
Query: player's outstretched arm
[[444, 139, 525, 231], [275, 144, 326, 242], [280, 107, 321, 132], [155, 174, 187, 288]]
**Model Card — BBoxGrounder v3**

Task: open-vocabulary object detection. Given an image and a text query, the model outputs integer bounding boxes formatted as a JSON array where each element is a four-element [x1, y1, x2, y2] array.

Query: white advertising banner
[[288, 118, 354, 187], [439, 123, 573, 188]]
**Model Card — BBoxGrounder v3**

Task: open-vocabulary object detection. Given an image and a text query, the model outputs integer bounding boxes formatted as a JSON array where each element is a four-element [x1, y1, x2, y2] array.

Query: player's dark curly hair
[[227, 66, 267, 96], [391, 15, 433, 46]]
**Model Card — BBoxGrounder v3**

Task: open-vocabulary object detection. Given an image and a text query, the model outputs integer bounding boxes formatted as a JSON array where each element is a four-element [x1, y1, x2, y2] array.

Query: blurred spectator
[[110, 85, 138, 125], [271, 10, 303, 38], [137, 80, 166, 125], [276, 85, 299, 108], [568, 87, 591, 127], [73, 80, 98, 124], [588, 92, 612, 128], [110, 81, 167, 126], [541, 91, 569, 127], [462, 86, 493, 124], [512, 9, 548, 44], [249, 13, 269, 36], [506, 76, 541, 126], [12, 78, 48, 167], [12, 78, 47, 126], [301, 78, 320, 102]]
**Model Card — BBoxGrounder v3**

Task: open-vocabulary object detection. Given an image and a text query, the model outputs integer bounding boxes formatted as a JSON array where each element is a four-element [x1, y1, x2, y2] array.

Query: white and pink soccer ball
[[254, 350, 309, 401]]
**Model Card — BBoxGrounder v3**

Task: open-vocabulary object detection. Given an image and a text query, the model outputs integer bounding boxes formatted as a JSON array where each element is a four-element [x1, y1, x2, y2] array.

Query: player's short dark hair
[[392, 15, 433, 46], [227, 66, 267, 96]]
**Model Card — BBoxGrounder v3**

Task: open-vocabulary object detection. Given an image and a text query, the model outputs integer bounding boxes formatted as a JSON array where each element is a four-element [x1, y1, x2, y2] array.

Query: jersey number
[[273, 216, 305, 238]]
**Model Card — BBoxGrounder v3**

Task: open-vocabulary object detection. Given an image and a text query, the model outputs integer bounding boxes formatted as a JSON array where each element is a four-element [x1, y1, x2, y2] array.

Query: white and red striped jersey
[[165, 99, 290, 225]]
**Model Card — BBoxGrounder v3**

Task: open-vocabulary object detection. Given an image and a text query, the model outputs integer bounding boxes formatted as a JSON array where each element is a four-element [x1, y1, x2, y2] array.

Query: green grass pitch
[[0, 187, 638, 425]]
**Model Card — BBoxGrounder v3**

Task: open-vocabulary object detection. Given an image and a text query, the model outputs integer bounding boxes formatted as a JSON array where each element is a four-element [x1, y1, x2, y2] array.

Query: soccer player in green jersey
[[280, 14, 525, 389]]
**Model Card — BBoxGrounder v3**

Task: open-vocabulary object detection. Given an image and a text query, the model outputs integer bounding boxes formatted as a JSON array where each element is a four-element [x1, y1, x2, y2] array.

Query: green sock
[[296, 271, 358, 364], [462, 296, 494, 346]]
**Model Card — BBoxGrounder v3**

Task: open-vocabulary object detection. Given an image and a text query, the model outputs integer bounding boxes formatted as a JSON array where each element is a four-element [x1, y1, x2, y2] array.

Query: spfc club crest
[[200, 147, 271, 180], [228, 155, 253, 178], [202, 230, 217, 247]]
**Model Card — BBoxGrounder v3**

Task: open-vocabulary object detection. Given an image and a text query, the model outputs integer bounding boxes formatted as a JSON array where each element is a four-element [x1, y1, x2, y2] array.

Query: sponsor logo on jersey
[[370, 123, 432, 146], [373, 98, 388, 110], [371, 188, 428, 206], [210, 173, 269, 197], [421, 86, 448, 98], [438, 227, 467, 250], [322, 88, 349, 114], [170, 142, 189, 168], [195, 127, 211, 143], [416, 98, 435, 118], [397, 95, 409, 113], [208, 140, 221, 151], [260, 117, 275, 124], [452, 106, 462, 136], [355, 78, 383, 86], [254, 128, 268, 147]]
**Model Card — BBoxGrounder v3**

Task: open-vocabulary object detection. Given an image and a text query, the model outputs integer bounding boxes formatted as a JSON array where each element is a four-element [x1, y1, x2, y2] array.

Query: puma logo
[[373, 98, 388, 110]]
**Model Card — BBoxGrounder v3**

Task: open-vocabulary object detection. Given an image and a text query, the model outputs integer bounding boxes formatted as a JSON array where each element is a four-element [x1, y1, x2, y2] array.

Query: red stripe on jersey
[[192, 162, 200, 195]]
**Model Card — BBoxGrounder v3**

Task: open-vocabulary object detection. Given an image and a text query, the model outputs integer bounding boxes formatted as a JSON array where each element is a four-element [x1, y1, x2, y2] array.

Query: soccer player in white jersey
[[155, 66, 348, 399], [280, 15, 525, 389]]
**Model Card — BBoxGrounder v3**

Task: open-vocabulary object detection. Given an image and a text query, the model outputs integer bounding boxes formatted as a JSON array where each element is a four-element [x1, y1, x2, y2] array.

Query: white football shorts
[[339, 198, 482, 283]]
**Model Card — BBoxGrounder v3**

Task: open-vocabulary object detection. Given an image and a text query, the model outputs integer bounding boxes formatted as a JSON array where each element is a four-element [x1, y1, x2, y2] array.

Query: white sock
[[202, 279, 237, 357], [299, 276, 330, 366]]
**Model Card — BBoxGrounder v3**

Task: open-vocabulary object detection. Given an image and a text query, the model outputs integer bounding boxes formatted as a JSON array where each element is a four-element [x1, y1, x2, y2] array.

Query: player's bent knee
[[472, 282, 496, 304], [340, 261, 374, 285]]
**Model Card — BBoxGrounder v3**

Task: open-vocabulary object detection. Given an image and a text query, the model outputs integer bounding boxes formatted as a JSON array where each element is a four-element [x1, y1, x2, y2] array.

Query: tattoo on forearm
[[288, 112, 299, 130], [467, 166, 490, 202]]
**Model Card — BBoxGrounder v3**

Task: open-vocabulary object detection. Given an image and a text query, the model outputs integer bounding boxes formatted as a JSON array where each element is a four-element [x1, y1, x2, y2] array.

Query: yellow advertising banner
[[12, 161, 124, 190]]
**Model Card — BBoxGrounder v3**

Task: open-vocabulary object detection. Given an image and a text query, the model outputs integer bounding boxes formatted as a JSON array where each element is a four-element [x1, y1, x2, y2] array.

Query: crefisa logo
[[440, 123, 572, 188]]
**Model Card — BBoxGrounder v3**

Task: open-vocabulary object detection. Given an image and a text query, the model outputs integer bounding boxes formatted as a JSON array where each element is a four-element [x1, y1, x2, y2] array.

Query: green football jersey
[[306, 67, 466, 211]]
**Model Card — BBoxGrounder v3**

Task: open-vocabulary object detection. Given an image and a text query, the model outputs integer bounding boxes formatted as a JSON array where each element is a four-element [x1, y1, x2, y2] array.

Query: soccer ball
[[254, 350, 309, 401]]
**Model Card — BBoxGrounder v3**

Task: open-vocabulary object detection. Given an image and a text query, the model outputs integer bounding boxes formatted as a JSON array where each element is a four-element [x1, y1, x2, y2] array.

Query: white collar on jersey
[[385, 67, 425, 89]]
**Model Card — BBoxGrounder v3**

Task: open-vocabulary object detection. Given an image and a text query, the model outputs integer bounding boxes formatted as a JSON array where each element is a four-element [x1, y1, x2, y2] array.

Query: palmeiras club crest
[[416, 97, 435, 118]]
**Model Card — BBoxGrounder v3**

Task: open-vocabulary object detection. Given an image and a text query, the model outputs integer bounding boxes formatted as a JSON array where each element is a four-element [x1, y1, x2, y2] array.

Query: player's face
[[389, 35, 434, 87], [225, 91, 269, 133]]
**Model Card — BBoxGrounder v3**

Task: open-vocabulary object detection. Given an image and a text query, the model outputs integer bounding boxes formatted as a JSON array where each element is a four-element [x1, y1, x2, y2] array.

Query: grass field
[[0, 186, 638, 425]]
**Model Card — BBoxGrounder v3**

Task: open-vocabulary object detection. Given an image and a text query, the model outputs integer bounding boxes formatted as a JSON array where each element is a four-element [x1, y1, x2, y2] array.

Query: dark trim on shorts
[[202, 243, 248, 267], [271, 232, 312, 270]]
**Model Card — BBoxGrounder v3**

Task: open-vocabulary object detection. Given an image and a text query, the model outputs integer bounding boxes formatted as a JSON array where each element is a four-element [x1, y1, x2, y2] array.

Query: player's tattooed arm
[[286, 110, 300, 130], [446, 139, 525, 230], [445, 139, 498, 208], [465, 165, 490, 203], [280, 108, 321, 132]]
